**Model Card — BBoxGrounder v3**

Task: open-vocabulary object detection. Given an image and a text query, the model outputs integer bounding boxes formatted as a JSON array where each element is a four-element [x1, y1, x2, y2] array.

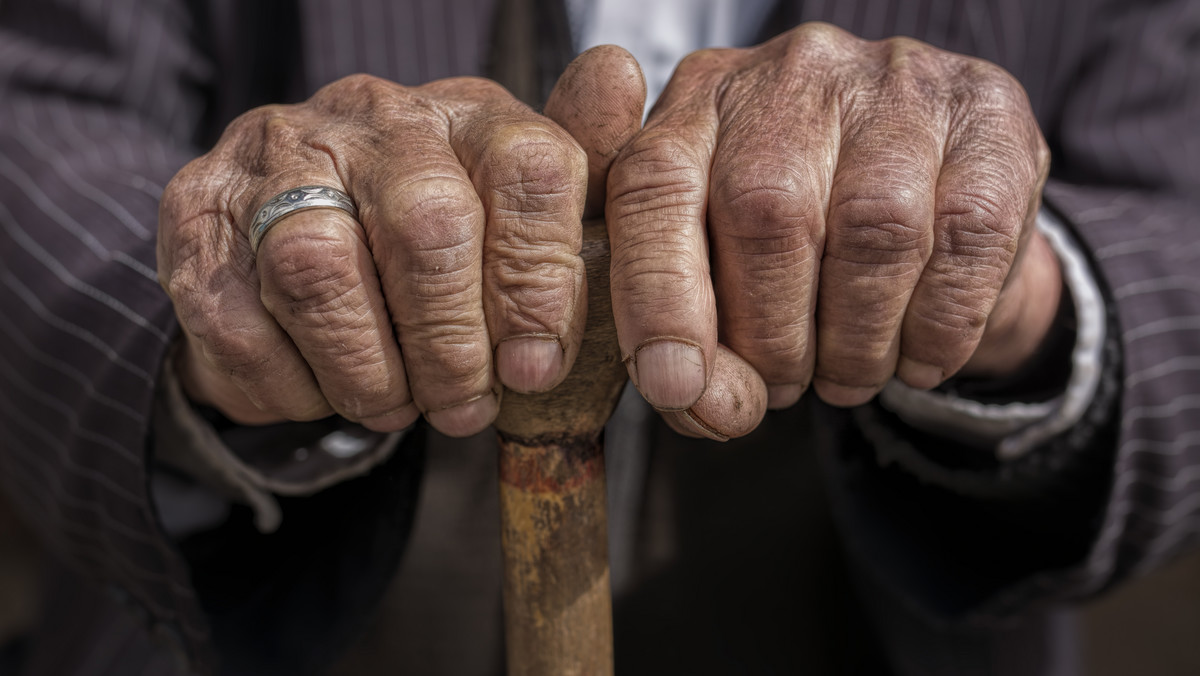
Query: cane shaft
[[498, 435, 612, 675], [494, 221, 625, 676]]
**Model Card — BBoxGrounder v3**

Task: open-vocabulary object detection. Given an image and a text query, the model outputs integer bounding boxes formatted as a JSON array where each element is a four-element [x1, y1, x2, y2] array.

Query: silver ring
[[248, 185, 358, 253]]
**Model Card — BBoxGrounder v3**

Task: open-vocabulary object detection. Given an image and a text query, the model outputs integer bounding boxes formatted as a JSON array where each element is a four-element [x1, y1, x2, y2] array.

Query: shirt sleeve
[[152, 340, 406, 535], [876, 207, 1107, 462]]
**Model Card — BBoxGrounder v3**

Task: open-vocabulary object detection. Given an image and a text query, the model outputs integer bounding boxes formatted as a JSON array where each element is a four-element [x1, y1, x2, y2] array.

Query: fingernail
[[496, 335, 564, 393], [426, 392, 500, 437], [896, 357, 944, 390], [811, 379, 879, 408], [630, 339, 706, 411], [666, 409, 729, 442], [766, 383, 805, 410]]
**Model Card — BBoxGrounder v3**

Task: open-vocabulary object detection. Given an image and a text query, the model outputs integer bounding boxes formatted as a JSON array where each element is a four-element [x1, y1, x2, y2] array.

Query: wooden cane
[[493, 218, 625, 676], [489, 39, 774, 670]]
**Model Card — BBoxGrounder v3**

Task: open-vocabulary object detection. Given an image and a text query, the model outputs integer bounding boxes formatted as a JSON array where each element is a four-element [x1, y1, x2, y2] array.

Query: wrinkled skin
[[158, 23, 1059, 441], [159, 75, 591, 436], [605, 23, 1057, 438]]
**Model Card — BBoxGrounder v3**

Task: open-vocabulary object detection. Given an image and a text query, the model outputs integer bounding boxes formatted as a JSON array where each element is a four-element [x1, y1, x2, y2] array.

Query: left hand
[[605, 23, 1059, 437]]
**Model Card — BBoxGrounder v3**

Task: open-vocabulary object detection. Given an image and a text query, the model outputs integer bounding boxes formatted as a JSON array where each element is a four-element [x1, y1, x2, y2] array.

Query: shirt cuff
[[875, 208, 1107, 461], [152, 341, 406, 533]]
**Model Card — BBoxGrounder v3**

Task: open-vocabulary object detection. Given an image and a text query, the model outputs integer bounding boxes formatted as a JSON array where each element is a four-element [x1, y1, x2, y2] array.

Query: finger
[[706, 74, 837, 409], [959, 229, 1060, 378], [355, 109, 498, 437], [213, 97, 420, 432], [176, 336, 287, 426], [219, 103, 418, 431], [897, 72, 1048, 387], [158, 179, 332, 423], [175, 336, 280, 425], [661, 345, 768, 440], [433, 80, 590, 396], [812, 83, 942, 407], [606, 51, 728, 411], [544, 44, 648, 219], [255, 207, 418, 432]]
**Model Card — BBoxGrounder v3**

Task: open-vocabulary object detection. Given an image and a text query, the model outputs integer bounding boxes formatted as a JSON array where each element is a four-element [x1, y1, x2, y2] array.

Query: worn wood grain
[[494, 220, 625, 676]]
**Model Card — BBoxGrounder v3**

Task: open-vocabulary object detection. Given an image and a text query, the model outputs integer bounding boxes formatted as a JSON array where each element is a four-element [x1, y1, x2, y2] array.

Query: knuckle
[[713, 233, 820, 289], [953, 59, 1026, 112], [725, 326, 811, 382], [911, 246, 1012, 341], [610, 218, 703, 284], [463, 76, 510, 100], [418, 75, 510, 104], [712, 160, 806, 224], [819, 338, 894, 381], [830, 190, 933, 259], [389, 175, 481, 234], [164, 237, 251, 330], [609, 134, 705, 216], [482, 124, 586, 210], [488, 237, 580, 288], [1033, 133, 1052, 177], [790, 21, 856, 52], [198, 321, 277, 382], [326, 72, 387, 92], [674, 47, 731, 77], [160, 162, 203, 223], [417, 337, 491, 388], [775, 22, 860, 73], [939, 188, 1022, 253], [488, 256, 582, 329], [613, 257, 707, 323], [161, 237, 206, 303], [313, 73, 403, 110], [158, 207, 201, 286], [874, 40, 950, 104], [224, 104, 300, 152], [490, 286, 571, 334], [331, 376, 410, 421], [383, 175, 482, 278], [911, 287, 991, 336], [159, 159, 229, 239], [710, 161, 827, 255], [880, 34, 927, 55], [489, 220, 580, 262], [878, 35, 941, 72]]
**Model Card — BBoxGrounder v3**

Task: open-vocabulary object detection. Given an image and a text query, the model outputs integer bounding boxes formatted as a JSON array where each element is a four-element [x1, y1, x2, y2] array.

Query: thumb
[[546, 46, 771, 441], [544, 45, 646, 219]]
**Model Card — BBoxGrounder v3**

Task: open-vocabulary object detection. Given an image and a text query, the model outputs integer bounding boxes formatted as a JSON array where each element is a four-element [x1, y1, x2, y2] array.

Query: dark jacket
[[0, 0, 1197, 674]]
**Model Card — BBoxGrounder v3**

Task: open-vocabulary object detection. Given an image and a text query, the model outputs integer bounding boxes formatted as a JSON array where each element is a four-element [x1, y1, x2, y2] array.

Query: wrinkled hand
[[158, 74, 596, 436], [607, 22, 1059, 438]]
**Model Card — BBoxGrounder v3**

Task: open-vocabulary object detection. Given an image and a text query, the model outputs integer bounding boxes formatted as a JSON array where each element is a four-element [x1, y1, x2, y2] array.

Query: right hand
[[158, 74, 592, 436]]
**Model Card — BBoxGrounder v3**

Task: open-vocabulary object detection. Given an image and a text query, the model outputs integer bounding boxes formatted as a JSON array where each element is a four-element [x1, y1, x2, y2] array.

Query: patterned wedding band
[[248, 185, 358, 253]]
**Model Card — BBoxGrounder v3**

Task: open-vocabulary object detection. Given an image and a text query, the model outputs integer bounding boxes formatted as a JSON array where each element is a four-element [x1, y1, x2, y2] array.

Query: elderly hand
[[158, 73, 601, 437], [607, 22, 1060, 438]]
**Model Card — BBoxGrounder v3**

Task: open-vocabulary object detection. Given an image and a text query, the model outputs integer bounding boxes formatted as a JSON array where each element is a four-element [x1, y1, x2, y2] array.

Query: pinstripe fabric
[[298, 0, 495, 95], [0, 2, 215, 671], [0, 0, 1196, 674], [0, 1, 495, 673]]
